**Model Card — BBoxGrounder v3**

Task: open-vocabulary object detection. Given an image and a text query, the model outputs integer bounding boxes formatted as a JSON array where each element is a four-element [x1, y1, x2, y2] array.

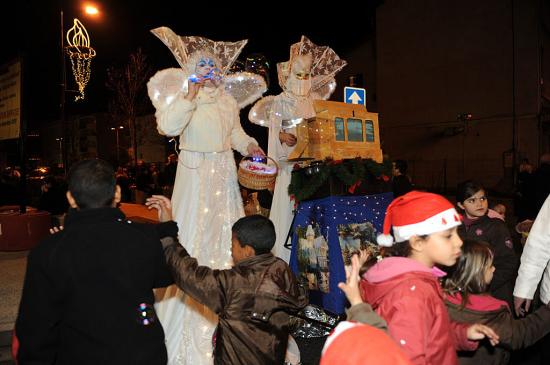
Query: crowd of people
[[14, 155, 550, 365], [9, 27, 550, 365]]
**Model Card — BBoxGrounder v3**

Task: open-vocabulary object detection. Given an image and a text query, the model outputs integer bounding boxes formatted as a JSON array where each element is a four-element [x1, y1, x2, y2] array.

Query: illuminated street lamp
[[84, 4, 100, 16], [55, 137, 64, 166], [111, 126, 124, 166], [60, 6, 99, 174]]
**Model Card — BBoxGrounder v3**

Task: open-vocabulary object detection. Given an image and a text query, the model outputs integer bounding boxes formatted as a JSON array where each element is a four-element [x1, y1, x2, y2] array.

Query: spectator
[[531, 154, 550, 217], [116, 167, 131, 203], [135, 160, 152, 204], [38, 176, 69, 226], [444, 239, 550, 364], [391, 159, 413, 198], [456, 180, 519, 307], [145, 198, 308, 365], [159, 154, 178, 197], [14, 159, 174, 365], [487, 202, 506, 221]]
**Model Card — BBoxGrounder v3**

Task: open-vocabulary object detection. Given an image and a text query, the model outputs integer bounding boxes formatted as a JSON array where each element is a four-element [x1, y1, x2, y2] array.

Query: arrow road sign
[[344, 87, 366, 106]]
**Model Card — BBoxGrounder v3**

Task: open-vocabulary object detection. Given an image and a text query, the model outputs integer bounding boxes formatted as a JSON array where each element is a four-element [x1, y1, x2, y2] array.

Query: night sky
[[3, 1, 380, 129]]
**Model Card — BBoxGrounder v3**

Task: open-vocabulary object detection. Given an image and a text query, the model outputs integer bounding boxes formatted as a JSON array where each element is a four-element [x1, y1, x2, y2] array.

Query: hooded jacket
[[162, 238, 308, 365], [446, 292, 550, 365], [458, 215, 519, 305], [360, 257, 477, 365]]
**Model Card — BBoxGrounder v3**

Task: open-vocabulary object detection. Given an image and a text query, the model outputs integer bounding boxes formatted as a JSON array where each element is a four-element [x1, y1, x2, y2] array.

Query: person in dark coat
[[115, 167, 132, 203], [456, 180, 519, 307], [443, 239, 550, 365], [37, 176, 68, 215], [515, 158, 535, 220], [146, 197, 308, 365], [14, 159, 175, 365], [531, 154, 550, 217], [391, 159, 413, 198]]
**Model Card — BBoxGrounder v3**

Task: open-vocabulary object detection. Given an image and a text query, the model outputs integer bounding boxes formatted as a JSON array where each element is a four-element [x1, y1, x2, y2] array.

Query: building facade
[[336, 0, 549, 192]]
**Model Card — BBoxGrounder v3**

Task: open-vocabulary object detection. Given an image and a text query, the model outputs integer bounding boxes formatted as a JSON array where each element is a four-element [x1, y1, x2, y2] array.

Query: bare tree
[[106, 48, 152, 169]]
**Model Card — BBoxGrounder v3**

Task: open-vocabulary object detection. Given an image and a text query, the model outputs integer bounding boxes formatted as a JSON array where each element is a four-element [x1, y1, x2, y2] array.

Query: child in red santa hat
[[320, 320, 413, 365], [355, 191, 499, 365], [321, 253, 411, 364]]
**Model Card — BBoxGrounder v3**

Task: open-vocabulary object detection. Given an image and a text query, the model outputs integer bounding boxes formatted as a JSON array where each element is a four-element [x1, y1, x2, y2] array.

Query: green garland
[[288, 158, 392, 203], [332, 158, 366, 186], [287, 164, 332, 203]]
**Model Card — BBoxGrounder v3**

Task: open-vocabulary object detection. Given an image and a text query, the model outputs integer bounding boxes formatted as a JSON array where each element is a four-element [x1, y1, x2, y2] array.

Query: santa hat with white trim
[[321, 321, 413, 365], [377, 191, 462, 247]]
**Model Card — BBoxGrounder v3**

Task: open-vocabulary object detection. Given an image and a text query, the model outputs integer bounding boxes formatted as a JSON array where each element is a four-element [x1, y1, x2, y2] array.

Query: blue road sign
[[344, 87, 366, 106]]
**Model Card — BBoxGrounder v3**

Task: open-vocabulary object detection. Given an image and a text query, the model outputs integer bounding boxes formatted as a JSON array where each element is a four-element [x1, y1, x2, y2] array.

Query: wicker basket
[[238, 156, 279, 190]]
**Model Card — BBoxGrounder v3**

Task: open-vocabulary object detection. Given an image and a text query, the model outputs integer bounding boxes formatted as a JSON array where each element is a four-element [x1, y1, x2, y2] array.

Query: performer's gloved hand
[[247, 143, 265, 158], [279, 131, 297, 147], [146, 195, 173, 222], [185, 79, 201, 101]]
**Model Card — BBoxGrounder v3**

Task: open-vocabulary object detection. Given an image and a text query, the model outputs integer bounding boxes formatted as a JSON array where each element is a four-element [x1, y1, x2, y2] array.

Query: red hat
[[377, 191, 461, 247], [321, 322, 413, 365]]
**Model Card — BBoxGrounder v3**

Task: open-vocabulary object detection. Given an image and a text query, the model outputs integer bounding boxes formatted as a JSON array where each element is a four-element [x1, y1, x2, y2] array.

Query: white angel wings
[[147, 68, 267, 110], [147, 27, 267, 111]]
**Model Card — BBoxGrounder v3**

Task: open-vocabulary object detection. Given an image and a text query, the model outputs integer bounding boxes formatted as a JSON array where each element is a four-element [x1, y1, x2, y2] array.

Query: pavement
[[0, 251, 25, 364]]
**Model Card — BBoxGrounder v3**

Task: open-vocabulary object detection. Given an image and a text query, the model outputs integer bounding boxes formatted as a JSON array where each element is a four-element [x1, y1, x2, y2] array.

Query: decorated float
[[287, 100, 393, 314]]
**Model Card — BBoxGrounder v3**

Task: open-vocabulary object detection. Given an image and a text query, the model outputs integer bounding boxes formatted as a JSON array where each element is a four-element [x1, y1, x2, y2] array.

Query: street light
[[111, 126, 124, 166], [59, 6, 100, 174], [55, 137, 64, 167], [84, 4, 100, 16]]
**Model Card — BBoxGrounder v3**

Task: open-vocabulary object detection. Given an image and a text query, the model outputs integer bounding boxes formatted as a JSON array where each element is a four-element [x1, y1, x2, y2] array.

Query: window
[[365, 120, 375, 142], [347, 118, 363, 142], [335, 117, 345, 141]]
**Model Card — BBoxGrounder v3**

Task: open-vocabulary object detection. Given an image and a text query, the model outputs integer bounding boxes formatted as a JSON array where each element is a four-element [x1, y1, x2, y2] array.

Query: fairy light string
[[65, 18, 96, 101]]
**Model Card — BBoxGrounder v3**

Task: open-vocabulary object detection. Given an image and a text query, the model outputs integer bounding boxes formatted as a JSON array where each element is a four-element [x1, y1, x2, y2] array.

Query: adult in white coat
[[249, 36, 346, 262], [513, 195, 550, 316], [147, 27, 265, 365]]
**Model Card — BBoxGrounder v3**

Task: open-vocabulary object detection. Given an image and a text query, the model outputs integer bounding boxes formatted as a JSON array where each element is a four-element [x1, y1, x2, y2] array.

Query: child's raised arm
[[339, 254, 364, 306], [338, 254, 387, 331]]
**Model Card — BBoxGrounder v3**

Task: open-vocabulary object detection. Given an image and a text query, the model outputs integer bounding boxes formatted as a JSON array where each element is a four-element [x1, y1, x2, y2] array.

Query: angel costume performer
[[249, 36, 346, 262], [147, 27, 266, 365]]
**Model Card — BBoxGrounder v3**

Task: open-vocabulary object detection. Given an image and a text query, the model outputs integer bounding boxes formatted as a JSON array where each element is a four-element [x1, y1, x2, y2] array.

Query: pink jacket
[[360, 257, 477, 365]]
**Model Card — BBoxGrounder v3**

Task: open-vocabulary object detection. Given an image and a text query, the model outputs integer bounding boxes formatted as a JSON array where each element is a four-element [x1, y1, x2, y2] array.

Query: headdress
[[150, 27, 247, 77], [147, 27, 266, 110], [277, 35, 347, 96]]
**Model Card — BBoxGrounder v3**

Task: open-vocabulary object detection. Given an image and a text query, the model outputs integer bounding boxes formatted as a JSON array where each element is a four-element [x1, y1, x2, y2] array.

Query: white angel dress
[[249, 36, 347, 263], [147, 27, 266, 365]]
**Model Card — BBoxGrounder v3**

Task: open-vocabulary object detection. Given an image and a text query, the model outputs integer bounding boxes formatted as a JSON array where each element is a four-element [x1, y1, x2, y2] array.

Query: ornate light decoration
[[65, 18, 96, 101]]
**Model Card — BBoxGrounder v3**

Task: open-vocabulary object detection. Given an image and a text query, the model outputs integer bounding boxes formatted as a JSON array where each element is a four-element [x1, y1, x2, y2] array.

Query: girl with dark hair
[[444, 239, 550, 365], [358, 191, 499, 365], [455, 180, 519, 306]]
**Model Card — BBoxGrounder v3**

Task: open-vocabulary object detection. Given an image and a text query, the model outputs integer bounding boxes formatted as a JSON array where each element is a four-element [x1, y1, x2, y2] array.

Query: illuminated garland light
[[65, 18, 96, 101]]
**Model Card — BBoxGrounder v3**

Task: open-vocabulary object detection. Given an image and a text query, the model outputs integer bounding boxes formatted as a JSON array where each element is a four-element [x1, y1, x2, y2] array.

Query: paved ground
[[0, 251, 26, 333], [0, 251, 26, 365]]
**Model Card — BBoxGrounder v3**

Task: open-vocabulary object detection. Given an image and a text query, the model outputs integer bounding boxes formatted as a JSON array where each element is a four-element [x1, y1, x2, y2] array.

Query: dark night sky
[[3, 1, 380, 129]]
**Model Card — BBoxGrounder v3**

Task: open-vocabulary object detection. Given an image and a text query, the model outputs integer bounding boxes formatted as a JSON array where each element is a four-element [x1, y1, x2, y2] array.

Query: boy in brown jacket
[[147, 196, 308, 365]]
